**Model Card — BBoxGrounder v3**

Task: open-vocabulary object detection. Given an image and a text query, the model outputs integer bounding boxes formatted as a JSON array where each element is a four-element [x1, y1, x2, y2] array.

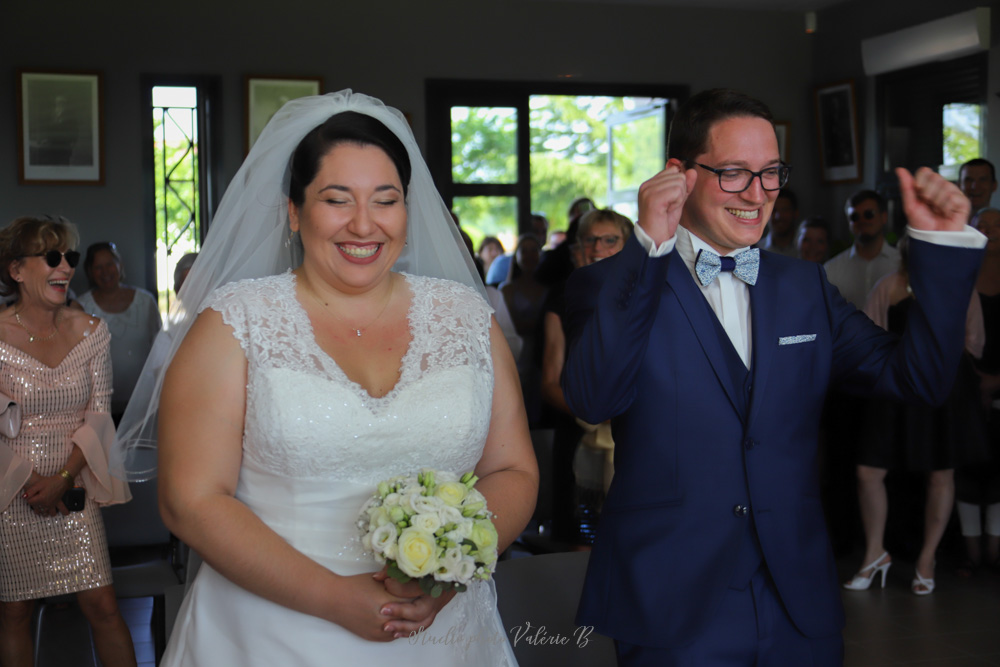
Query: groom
[[561, 89, 984, 665]]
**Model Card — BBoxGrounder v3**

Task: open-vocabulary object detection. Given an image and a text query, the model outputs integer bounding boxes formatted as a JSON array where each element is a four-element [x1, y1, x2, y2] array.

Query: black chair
[[495, 551, 615, 666]]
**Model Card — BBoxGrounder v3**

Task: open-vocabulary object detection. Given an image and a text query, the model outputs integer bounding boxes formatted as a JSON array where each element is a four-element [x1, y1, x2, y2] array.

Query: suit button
[[733, 504, 749, 518], [743, 438, 756, 450]]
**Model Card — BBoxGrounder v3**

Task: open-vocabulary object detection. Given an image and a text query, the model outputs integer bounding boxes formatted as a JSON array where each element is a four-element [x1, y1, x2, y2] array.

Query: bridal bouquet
[[357, 469, 498, 598]]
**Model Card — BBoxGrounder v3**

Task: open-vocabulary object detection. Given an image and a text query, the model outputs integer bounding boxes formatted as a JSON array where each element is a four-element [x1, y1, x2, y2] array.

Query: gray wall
[[812, 0, 1000, 240], [1, 0, 994, 293]]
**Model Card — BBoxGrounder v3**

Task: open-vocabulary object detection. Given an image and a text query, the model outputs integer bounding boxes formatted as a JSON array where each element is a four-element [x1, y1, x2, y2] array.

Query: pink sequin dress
[[0, 321, 129, 601]]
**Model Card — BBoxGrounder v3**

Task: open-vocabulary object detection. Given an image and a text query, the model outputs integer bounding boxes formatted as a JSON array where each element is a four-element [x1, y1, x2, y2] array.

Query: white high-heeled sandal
[[843, 552, 891, 590], [912, 566, 935, 595]]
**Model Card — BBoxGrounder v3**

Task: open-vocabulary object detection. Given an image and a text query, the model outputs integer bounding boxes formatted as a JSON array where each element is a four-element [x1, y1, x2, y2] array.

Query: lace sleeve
[[200, 280, 254, 354], [410, 276, 494, 378]]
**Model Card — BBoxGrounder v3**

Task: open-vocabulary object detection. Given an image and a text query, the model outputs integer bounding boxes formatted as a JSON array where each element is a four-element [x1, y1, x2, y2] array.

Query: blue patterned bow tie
[[694, 247, 760, 287]]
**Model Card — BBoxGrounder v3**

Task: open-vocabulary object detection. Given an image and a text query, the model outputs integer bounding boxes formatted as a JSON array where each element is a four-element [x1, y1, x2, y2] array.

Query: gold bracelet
[[57, 469, 73, 484]]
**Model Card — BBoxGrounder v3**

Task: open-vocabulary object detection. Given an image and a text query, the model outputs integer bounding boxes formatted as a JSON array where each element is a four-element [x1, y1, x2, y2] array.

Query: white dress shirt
[[633, 223, 986, 371], [822, 241, 901, 310]]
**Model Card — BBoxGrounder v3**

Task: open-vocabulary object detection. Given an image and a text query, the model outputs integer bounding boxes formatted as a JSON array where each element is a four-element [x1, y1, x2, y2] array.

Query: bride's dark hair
[[289, 111, 412, 206]]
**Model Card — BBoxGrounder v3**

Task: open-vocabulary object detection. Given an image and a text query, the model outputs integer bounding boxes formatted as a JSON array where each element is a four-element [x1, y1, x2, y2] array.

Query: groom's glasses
[[26, 250, 81, 268], [849, 209, 878, 223], [685, 161, 791, 193]]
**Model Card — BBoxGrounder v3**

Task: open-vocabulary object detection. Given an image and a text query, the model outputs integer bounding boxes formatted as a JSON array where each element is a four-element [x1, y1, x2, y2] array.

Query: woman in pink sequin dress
[[0, 216, 134, 667]]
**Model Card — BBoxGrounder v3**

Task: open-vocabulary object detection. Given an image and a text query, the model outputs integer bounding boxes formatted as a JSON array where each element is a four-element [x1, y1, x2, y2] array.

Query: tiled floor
[[32, 555, 1000, 666], [838, 556, 1000, 666]]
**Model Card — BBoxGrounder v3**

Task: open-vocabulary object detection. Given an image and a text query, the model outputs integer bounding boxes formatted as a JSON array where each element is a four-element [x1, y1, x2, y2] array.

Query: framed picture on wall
[[17, 71, 103, 184], [246, 76, 323, 152], [773, 121, 790, 163], [814, 80, 861, 183]]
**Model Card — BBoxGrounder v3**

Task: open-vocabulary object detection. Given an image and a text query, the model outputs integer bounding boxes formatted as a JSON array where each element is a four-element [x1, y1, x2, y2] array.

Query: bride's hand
[[328, 572, 414, 642], [373, 568, 457, 639]]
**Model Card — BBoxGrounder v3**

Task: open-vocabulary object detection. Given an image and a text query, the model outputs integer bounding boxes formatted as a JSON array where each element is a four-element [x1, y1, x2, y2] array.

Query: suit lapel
[[747, 254, 777, 427], [666, 254, 744, 416]]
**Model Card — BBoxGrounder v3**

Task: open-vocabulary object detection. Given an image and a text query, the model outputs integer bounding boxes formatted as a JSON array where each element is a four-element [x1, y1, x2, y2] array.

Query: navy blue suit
[[561, 233, 981, 650]]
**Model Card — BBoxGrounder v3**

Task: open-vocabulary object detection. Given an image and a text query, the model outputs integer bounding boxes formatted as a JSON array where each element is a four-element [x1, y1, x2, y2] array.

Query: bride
[[114, 91, 537, 665]]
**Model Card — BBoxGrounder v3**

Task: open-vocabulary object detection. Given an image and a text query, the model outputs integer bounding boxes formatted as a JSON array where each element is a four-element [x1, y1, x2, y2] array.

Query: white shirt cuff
[[905, 225, 986, 249], [634, 224, 677, 257]]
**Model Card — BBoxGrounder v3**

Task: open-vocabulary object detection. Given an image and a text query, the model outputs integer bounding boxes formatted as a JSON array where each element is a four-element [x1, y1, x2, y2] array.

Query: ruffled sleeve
[[72, 322, 131, 506]]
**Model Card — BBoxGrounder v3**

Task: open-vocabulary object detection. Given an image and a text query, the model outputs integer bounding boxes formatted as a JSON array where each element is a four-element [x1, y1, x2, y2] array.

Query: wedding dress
[[161, 271, 516, 666]]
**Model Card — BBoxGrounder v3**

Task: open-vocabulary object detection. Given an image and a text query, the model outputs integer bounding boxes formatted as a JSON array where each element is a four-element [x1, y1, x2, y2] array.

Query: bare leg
[[76, 586, 136, 667], [856, 464, 890, 569], [956, 500, 983, 575], [0, 599, 35, 667], [915, 469, 955, 587]]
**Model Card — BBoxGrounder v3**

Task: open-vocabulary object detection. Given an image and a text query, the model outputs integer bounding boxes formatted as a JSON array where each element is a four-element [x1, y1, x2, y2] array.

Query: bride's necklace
[[14, 308, 59, 343], [304, 277, 395, 338]]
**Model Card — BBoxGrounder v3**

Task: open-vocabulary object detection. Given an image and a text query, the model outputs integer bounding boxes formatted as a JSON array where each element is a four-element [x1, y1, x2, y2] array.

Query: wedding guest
[[760, 189, 798, 257], [824, 189, 900, 309], [502, 233, 548, 425], [537, 198, 593, 287], [957, 207, 1000, 576], [115, 92, 536, 665], [76, 242, 162, 422], [568, 196, 595, 220], [960, 159, 997, 218], [0, 216, 134, 667], [845, 235, 989, 594], [477, 236, 504, 278], [796, 216, 832, 263], [173, 252, 198, 296], [541, 208, 632, 545]]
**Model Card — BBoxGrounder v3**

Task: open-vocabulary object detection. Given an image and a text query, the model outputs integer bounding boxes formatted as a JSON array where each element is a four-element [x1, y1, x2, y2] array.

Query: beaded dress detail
[[0, 323, 115, 601], [162, 271, 516, 666]]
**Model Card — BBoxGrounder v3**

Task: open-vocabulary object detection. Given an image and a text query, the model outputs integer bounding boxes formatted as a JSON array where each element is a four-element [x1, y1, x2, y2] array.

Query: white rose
[[367, 507, 390, 532], [395, 528, 439, 578], [465, 488, 486, 506], [398, 491, 418, 514], [446, 520, 473, 542], [435, 481, 468, 507], [439, 505, 464, 526], [411, 494, 442, 515], [455, 557, 477, 584], [370, 523, 398, 555], [440, 546, 463, 571], [411, 512, 442, 534]]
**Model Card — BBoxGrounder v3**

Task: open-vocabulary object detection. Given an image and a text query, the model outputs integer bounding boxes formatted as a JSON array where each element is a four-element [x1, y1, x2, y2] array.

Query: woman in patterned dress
[[0, 216, 135, 666]]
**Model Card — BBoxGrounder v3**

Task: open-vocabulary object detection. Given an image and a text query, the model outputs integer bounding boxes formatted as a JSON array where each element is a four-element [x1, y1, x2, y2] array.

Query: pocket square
[[778, 334, 816, 346]]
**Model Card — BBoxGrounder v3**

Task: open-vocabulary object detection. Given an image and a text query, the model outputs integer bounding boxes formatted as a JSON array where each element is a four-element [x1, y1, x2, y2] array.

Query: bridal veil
[[112, 90, 484, 480]]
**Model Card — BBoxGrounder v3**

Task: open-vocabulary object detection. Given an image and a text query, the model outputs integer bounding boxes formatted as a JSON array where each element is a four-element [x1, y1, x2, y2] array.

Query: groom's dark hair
[[667, 89, 774, 163], [289, 111, 411, 206]]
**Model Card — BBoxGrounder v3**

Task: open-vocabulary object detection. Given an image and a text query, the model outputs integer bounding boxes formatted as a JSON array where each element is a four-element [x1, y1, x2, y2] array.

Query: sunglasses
[[27, 250, 81, 268], [849, 209, 878, 223]]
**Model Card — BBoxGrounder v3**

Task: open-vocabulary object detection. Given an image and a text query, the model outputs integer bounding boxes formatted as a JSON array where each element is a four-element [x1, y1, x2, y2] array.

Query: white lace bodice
[[201, 272, 495, 485]]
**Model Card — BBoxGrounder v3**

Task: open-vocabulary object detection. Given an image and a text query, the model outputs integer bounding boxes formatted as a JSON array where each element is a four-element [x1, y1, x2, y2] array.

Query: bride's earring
[[284, 230, 297, 249]]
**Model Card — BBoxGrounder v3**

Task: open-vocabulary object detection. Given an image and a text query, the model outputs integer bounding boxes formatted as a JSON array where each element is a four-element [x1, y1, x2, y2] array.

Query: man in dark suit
[[561, 89, 984, 665]]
